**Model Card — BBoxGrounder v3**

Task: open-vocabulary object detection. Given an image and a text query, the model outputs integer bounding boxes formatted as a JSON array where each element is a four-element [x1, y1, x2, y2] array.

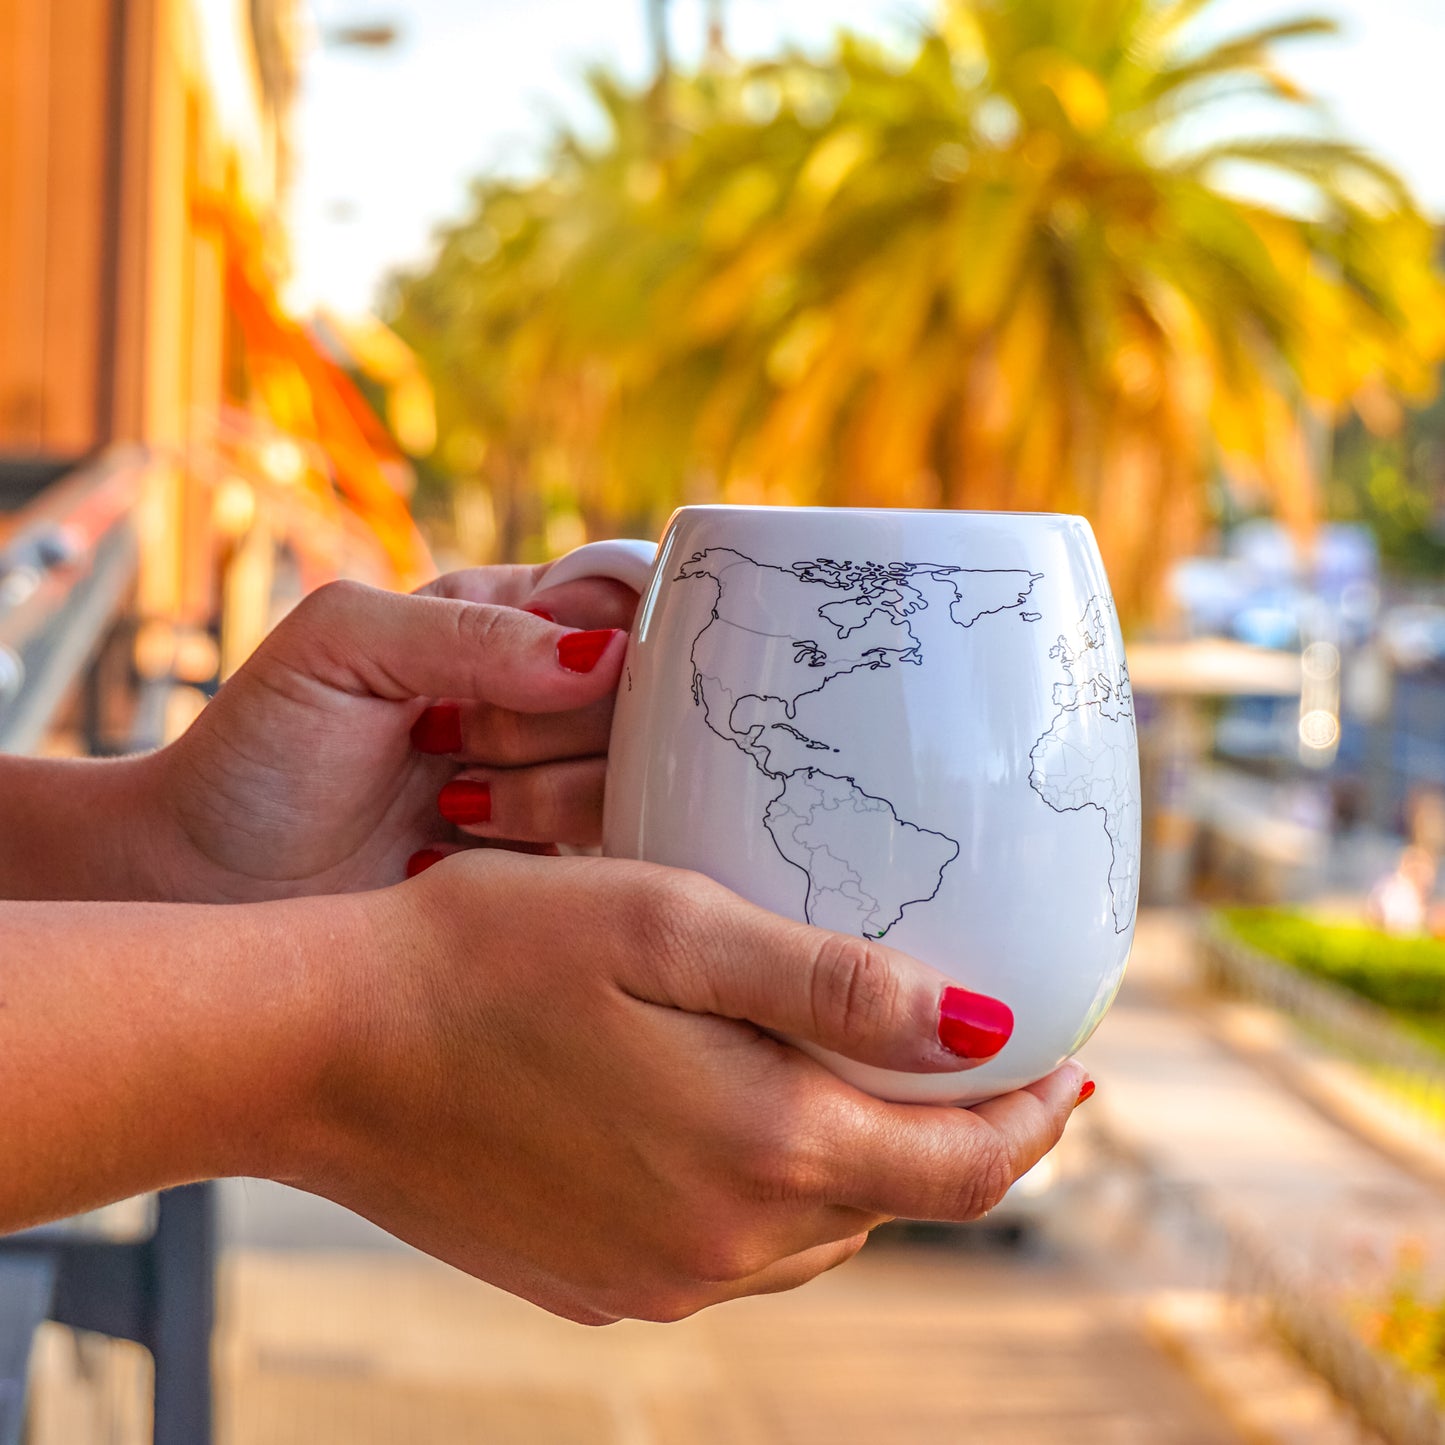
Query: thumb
[[626, 875, 1014, 1073], [262, 580, 626, 713]]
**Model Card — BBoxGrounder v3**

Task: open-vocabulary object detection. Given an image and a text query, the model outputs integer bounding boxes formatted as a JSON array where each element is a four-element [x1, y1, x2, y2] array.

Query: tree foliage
[[389, 0, 1445, 614], [1331, 400, 1445, 578]]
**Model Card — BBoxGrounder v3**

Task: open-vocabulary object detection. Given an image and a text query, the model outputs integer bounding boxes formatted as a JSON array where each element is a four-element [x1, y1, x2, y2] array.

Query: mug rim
[[667, 504, 1086, 522]]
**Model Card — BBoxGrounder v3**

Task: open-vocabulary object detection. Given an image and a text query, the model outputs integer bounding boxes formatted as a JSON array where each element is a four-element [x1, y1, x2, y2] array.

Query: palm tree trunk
[[646, 0, 670, 89], [705, 0, 727, 64]]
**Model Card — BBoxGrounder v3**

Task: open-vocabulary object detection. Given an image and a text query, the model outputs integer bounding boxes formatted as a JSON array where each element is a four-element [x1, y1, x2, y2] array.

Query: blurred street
[[201, 1235, 1239, 1445], [1081, 917, 1445, 1290]]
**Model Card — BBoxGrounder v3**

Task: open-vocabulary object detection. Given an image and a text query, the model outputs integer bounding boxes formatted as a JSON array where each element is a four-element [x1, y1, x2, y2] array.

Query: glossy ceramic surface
[[546, 507, 1140, 1104]]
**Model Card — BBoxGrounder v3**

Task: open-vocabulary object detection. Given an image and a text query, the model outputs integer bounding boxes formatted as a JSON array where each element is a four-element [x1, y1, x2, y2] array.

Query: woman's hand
[[141, 567, 636, 903], [0, 822, 1081, 1319], [287, 851, 1087, 1325]]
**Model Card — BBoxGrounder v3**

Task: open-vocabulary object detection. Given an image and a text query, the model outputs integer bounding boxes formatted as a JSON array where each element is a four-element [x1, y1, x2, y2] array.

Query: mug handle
[[539, 538, 659, 597]]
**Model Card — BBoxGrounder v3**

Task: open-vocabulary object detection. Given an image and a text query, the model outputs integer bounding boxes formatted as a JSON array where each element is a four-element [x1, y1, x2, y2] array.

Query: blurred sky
[[289, 0, 1445, 317]]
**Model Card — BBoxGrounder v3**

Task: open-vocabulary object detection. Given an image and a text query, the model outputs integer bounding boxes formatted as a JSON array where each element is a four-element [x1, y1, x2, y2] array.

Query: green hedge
[[1218, 908, 1445, 1015]]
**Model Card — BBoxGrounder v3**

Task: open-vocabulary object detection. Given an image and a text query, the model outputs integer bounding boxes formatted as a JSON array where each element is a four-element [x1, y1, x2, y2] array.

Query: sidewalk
[[1079, 912, 1445, 1302], [205, 1242, 1239, 1445]]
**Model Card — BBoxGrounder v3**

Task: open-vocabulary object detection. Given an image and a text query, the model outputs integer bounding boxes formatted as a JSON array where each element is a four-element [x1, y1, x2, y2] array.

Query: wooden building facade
[[0, 0, 427, 751]]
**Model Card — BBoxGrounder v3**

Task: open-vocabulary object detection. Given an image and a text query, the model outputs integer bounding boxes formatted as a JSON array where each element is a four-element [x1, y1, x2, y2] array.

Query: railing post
[[149, 1184, 215, 1445], [0, 1257, 56, 1445]]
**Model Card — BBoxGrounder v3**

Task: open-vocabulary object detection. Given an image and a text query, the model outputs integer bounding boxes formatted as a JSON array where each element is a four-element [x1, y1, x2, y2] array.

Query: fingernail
[[524, 606, 556, 623], [405, 848, 448, 879], [1075, 1078, 1096, 1107], [410, 703, 462, 754], [438, 779, 492, 826], [937, 987, 1014, 1060], [557, 628, 621, 674]]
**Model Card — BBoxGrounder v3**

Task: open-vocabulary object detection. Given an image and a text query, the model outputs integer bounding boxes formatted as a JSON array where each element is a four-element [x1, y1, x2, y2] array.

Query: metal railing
[[1081, 1114, 1445, 1445], [0, 447, 217, 1445], [1181, 917, 1445, 1441], [0, 448, 145, 754], [1198, 914, 1445, 1117]]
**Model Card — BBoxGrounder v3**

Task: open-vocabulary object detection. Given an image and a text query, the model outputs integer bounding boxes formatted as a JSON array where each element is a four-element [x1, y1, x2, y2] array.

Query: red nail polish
[[524, 606, 556, 623], [410, 703, 462, 754], [405, 848, 448, 879], [557, 628, 620, 674], [937, 987, 1014, 1060], [1076, 1079, 1096, 1106], [438, 779, 492, 826]]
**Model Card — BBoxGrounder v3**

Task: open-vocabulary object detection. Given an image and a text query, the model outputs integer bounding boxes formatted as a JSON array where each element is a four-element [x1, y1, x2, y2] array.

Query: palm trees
[[391, 0, 1445, 615]]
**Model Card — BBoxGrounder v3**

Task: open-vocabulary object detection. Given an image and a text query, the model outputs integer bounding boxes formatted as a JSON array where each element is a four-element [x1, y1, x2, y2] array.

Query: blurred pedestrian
[[1367, 846, 1438, 937]]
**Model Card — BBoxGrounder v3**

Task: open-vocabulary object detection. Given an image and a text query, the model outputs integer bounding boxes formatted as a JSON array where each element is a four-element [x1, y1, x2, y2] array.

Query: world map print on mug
[[674, 548, 1140, 944]]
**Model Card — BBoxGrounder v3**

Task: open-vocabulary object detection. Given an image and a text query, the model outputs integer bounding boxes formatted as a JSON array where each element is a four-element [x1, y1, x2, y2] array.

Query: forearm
[[0, 891, 355, 1232], [0, 753, 179, 902]]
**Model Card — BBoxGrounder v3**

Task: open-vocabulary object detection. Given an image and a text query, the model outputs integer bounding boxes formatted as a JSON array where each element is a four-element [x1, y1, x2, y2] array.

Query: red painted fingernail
[[557, 628, 621, 674], [438, 779, 492, 826], [937, 987, 1014, 1060], [410, 703, 462, 754], [524, 606, 556, 623], [405, 848, 448, 879], [1076, 1078, 1096, 1107]]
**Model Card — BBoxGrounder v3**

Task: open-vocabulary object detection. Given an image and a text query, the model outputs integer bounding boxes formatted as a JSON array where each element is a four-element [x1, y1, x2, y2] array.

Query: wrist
[[0, 888, 393, 1228], [235, 885, 416, 1192], [107, 748, 197, 900], [0, 752, 181, 901], [139, 889, 403, 1200]]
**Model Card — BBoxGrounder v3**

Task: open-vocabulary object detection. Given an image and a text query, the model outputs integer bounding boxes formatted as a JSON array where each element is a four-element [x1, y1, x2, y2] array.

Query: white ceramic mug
[[546, 506, 1140, 1104]]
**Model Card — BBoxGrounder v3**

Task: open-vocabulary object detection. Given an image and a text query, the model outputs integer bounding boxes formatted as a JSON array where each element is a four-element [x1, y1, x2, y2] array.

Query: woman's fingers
[[421, 568, 640, 634], [438, 758, 607, 847], [713, 1232, 871, 1304], [641, 1234, 872, 1323], [818, 1063, 1086, 1222], [403, 839, 562, 882], [522, 576, 641, 633], [273, 581, 627, 714], [402, 843, 471, 878], [411, 696, 614, 767], [414, 565, 547, 609], [623, 879, 1013, 1074]]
